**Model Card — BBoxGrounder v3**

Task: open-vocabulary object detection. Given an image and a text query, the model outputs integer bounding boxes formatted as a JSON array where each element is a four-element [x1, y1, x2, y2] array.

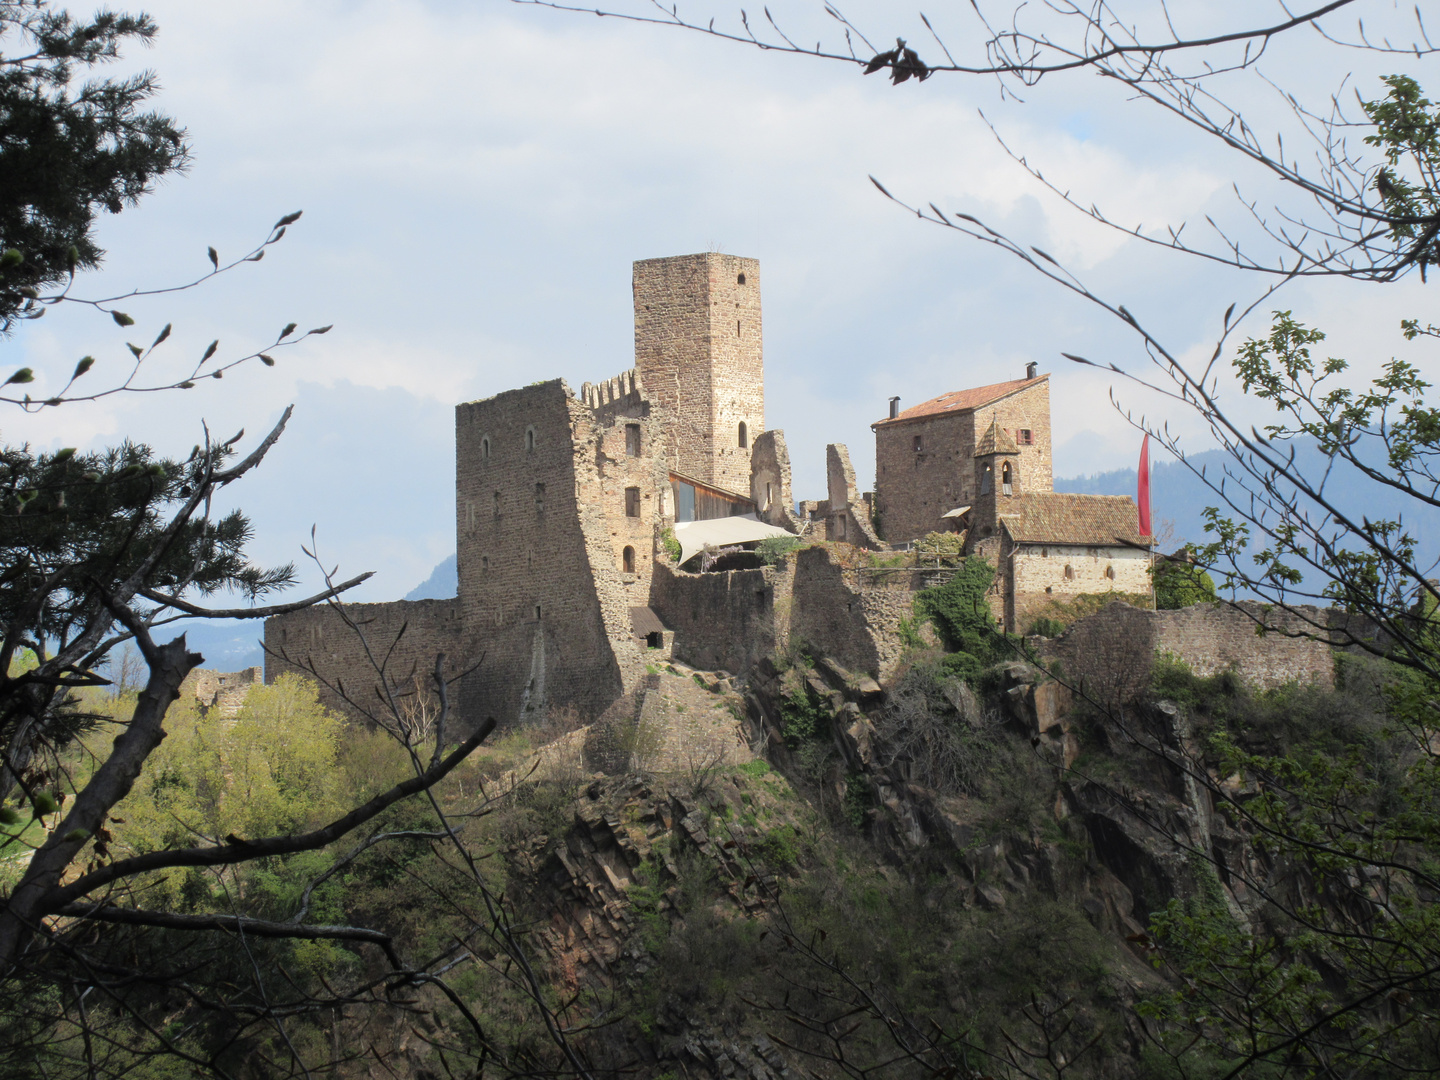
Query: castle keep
[[265, 253, 1155, 729]]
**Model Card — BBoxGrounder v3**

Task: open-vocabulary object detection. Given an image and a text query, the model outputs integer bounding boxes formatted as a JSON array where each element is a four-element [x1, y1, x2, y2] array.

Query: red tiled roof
[[998, 493, 1148, 546], [872, 375, 1046, 428]]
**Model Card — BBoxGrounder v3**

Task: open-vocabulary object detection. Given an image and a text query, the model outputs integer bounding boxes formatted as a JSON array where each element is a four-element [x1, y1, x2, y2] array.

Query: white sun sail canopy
[[672, 515, 796, 565]]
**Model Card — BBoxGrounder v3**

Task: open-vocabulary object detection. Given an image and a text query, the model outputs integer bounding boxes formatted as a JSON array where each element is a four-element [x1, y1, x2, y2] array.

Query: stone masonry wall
[[749, 429, 800, 531], [181, 666, 262, 718], [455, 380, 624, 727], [633, 253, 763, 495], [264, 598, 464, 722], [649, 562, 787, 675], [1008, 543, 1152, 632], [788, 546, 933, 681], [824, 443, 882, 548], [873, 379, 1053, 543], [1041, 600, 1342, 707], [570, 385, 673, 702]]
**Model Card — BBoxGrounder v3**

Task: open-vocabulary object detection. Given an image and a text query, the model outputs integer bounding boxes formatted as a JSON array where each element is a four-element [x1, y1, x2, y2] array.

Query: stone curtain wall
[[633, 253, 763, 495], [872, 380, 1053, 543], [454, 380, 625, 727], [788, 547, 929, 680], [264, 598, 463, 723], [649, 562, 787, 675], [652, 544, 929, 683], [1041, 600, 1342, 706]]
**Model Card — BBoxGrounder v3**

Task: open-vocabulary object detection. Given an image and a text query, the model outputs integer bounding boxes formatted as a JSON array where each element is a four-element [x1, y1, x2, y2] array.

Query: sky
[[3, 0, 1435, 612]]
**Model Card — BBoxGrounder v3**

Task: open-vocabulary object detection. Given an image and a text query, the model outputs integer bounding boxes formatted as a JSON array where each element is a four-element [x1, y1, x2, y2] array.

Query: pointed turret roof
[[974, 417, 1019, 457]]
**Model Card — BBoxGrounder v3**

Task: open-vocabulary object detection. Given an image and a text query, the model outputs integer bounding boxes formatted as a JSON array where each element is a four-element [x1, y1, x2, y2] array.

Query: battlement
[[579, 368, 645, 411]]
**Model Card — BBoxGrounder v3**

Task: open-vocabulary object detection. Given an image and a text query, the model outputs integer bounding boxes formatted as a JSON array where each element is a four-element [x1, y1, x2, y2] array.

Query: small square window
[[1018, 429, 1034, 445]]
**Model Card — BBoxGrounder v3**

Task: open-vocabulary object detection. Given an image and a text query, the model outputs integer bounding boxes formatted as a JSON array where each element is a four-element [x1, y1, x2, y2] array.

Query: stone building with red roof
[[872, 366, 1152, 631]]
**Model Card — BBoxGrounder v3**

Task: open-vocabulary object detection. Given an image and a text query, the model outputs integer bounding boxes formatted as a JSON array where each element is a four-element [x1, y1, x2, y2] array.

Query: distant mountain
[[406, 553, 457, 601], [164, 619, 266, 673], [1057, 443, 1440, 571]]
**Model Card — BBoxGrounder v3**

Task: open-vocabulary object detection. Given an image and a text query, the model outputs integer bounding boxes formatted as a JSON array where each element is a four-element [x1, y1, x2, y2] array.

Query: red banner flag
[[1137, 433, 1152, 538]]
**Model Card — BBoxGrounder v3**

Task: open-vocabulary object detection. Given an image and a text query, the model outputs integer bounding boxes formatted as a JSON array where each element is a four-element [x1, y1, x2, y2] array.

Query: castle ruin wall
[[264, 598, 464, 722], [1041, 600, 1342, 706], [454, 380, 625, 726]]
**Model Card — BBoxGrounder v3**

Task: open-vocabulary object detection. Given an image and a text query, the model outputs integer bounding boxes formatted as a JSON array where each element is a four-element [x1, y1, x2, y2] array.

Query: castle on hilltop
[[265, 253, 1150, 730]]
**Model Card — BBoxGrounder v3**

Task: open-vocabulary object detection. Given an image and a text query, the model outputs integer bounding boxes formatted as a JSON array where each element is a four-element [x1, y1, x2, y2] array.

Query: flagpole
[[1138, 434, 1154, 608]]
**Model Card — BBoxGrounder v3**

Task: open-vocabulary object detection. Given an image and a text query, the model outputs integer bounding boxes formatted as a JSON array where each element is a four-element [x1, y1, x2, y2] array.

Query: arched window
[[622, 546, 635, 574], [1001, 461, 1013, 495], [525, 426, 536, 452], [1064, 564, 1074, 580], [980, 463, 992, 495], [738, 422, 748, 449], [1105, 564, 1115, 580], [737, 272, 746, 285], [481, 435, 491, 460]]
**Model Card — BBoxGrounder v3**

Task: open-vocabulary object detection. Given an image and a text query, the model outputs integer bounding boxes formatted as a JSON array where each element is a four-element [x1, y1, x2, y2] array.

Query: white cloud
[[3, 0, 1422, 590]]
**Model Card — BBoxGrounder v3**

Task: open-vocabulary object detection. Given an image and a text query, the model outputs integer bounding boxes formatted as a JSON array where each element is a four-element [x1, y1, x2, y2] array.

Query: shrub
[[1026, 616, 1066, 638], [660, 527, 681, 563], [911, 531, 965, 565], [756, 535, 803, 564], [1153, 559, 1218, 609], [912, 559, 1016, 680]]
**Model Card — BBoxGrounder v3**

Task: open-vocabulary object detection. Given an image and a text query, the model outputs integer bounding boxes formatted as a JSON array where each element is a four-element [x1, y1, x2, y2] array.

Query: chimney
[[1025, 361, 1038, 380], [888, 396, 900, 419]]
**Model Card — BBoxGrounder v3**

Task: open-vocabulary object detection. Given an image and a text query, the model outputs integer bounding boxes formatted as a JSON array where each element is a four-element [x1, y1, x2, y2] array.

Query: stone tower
[[972, 417, 1020, 541], [633, 252, 763, 494]]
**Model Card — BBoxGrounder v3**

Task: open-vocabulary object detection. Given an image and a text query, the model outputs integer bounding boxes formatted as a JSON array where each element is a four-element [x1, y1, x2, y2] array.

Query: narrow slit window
[[534, 482, 545, 511], [738, 422, 748, 449], [481, 436, 491, 459], [525, 426, 535, 452]]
